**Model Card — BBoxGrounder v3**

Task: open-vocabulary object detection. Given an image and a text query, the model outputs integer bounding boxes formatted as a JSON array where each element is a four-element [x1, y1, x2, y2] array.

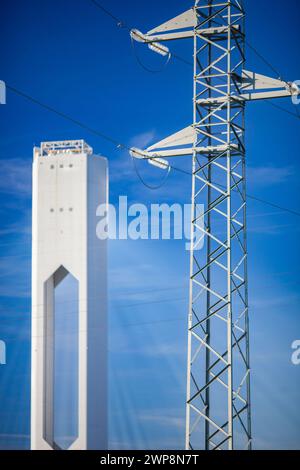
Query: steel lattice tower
[[186, 1, 250, 450], [130, 0, 299, 450]]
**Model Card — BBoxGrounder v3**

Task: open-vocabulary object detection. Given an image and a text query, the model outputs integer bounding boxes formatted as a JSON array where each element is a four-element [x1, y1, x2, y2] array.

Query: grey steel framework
[[130, 0, 299, 451], [187, 1, 250, 451]]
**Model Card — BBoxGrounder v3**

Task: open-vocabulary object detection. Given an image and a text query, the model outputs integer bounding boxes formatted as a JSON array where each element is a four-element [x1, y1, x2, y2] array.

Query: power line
[[1, 285, 188, 313], [3, 315, 186, 341], [90, 0, 126, 27], [90, 0, 300, 120], [5, 8, 300, 213], [245, 194, 300, 217], [0, 295, 188, 338], [6, 85, 122, 149], [265, 100, 300, 120], [131, 153, 171, 190], [130, 36, 172, 74], [89, 0, 203, 68], [6, 83, 300, 217], [170, 164, 300, 216], [245, 41, 285, 81]]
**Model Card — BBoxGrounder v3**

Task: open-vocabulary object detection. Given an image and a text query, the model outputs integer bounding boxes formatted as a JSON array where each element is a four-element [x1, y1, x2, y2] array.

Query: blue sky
[[0, 0, 300, 450]]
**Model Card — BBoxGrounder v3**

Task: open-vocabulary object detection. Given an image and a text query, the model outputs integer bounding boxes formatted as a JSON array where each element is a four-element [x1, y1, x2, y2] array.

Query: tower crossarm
[[197, 70, 300, 105], [130, 8, 195, 47], [130, 7, 241, 55], [130, 125, 241, 160]]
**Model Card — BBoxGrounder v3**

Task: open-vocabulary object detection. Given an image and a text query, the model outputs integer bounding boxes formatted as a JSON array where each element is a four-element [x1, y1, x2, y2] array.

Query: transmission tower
[[130, 0, 299, 450]]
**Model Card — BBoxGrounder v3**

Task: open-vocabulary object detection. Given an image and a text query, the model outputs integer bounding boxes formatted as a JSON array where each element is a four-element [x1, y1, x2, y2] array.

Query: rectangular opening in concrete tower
[[43, 266, 79, 450], [54, 270, 79, 450]]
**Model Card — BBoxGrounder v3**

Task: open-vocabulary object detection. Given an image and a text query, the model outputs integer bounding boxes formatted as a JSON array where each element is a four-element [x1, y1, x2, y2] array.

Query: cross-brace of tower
[[130, 0, 299, 450]]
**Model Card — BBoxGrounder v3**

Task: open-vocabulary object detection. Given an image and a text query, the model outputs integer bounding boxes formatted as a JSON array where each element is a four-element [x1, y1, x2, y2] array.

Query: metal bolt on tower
[[130, 0, 299, 450]]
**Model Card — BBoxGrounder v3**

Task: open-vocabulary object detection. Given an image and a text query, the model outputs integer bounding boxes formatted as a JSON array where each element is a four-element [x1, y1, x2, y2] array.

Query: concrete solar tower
[[31, 140, 108, 450]]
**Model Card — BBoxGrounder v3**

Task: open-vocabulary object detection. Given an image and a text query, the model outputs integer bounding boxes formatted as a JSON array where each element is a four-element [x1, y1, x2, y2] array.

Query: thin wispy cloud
[[129, 130, 157, 149], [247, 165, 294, 187], [0, 158, 32, 196], [138, 412, 185, 430], [0, 220, 31, 237], [251, 292, 300, 309], [248, 222, 300, 235]]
